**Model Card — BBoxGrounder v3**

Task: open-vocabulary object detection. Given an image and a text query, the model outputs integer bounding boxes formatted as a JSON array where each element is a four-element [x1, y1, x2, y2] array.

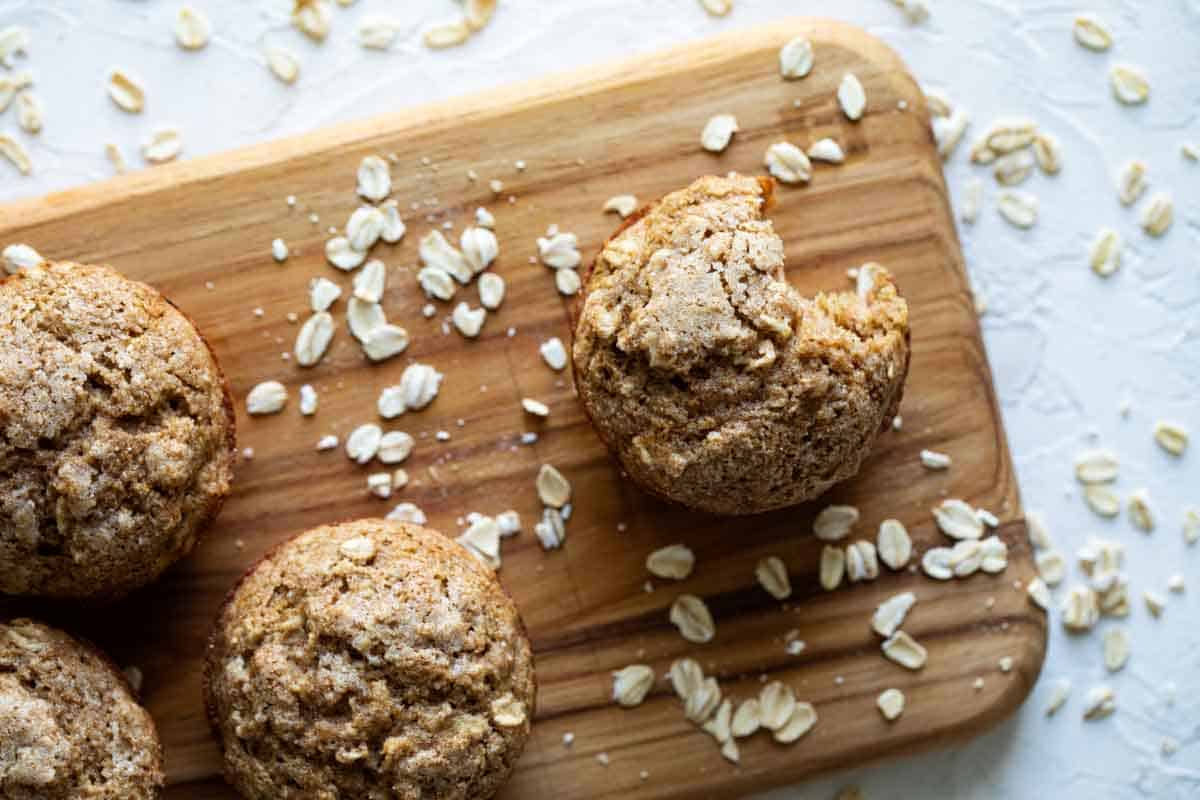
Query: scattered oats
[[1117, 160, 1148, 206], [14, 90, 41, 134], [1036, 550, 1066, 586], [960, 176, 983, 224], [521, 398, 550, 418], [1152, 421, 1188, 456], [367, 472, 393, 500], [920, 449, 951, 470], [2, 243, 43, 274], [474, 207, 495, 229], [266, 47, 300, 84], [698, 0, 733, 16], [423, 18, 472, 50], [1183, 509, 1198, 545], [346, 206, 385, 253], [489, 178, 504, 194], [996, 191, 1038, 229], [345, 423, 383, 464], [697, 113, 741, 154], [241, 447, 255, 461], [898, 0, 930, 23], [377, 431, 415, 465], [1075, 449, 1119, 483], [535, 464, 571, 509], [819, 545, 845, 590], [1102, 627, 1130, 672], [1143, 589, 1166, 618], [670, 594, 715, 644], [325, 237, 366, 271], [107, 69, 146, 113], [845, 540, 879, 583], [774, 702, 818, 744], [702, 699, 732, 742], [1032, 133, 1062, 175], [491, 694, 527, 727], [357, 155, 392, 203], [994, 149, 1035, 186], [882, 631, 927, 670], [347, 298, 385, 341], [644, 544, 696, 581], [669, 657, 704, 701], [561, 732, 575, 747], [537, 229, 581, 269], [933, 109, 969, 160], [612, 665, 656, 708], [246, 381, 288, 415], [267, 237, 289, 264], [758, 682, 797, 732], [603, 194, 638, 217], [477, 273, 506, 310], [553, 268, 581, 296], [923, 87, 952, 119], [1061, 585, 1100, 631], [457, 516, 501, 569], [1166, 574, 1184, 593], [307, 277, 341, 312], [755, 556, 791, 600], [357, 15, 402, 50], [452, 302, 486, 338], [814, 504, 859, 541], [877, 689, 905, 721], [1083, 485, 1120, 517], [1127, 488, 1155, 532], [1110, 64, 1149, 105], [872, 592, 916, 638], [730, 699, 761, 738], [972, 678, 985, 692], [292, 0, 331, 41], [295, 311, 335, 367], [921, 547, 954, 580], [540, 337, 568, 370], [1089, 228, 1121, 277], [684, 676, 722, 724], [174, 6, 211, 50], [594, 753, 609, 766], [1140, 192, 1173, 237], [1043, 679, 1071, 716], [0, 26, 29, 68], [1027, 577, 1051, 610], [785, 636, 806, 656], [1082, 686, 1115, 720], [876, 519, 912, 570], [142, 128, 182, 164], [837, 73, 866, 121], [308, 212, 320, 225], [949, 540, 983, 577], [969, 137, 997, 165], [933, 499, 984, 540], [983, 119, 1037, 154], [104, 142, 127, 174], [778, 36, 814, 79], [807, 138, 845, 164], [519, 432, 537, 445], [1027, 511, 1053, 550], [1073, 15, 1113, 51], [765, 141, 811, 184], [418, 266, 457, 301], [977, 508, 1000, 529], [460, 227, 498, 276]]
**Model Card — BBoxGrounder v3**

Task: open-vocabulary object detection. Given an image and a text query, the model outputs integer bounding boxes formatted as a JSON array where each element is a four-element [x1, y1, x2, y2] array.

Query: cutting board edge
[[0, 17, 927, 230]]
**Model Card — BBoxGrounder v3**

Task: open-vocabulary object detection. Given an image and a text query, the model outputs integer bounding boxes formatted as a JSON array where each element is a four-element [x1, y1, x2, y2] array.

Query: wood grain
[[0, 19, 1046, 799]]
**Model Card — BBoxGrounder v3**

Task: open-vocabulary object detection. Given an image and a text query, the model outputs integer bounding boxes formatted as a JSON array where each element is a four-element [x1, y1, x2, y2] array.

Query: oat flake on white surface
[[107, 69, 145, 113], [1140, 192, 1173, 237], [1084, 485, 1121, 518], [423, 19, 471, 49], [174, 6, 211, 50], [698, 0, 732, 17], [1152, 421, 1188, 455], [996, 191, 1037, 228], [1073, 15, 1113, 51], [141, 128, 182, 164], [1127, 489, 1155, 532], [1102, 628, 1130, 672], [1109, 64, 1149, 105], [1045, 679, 1071, 716], [1117, 160, 1148, 206], [1089, 229, 1121, 277], [1083, 686, 1116, 720], [265, 47, 300, 84], [933, 110, 969, 160]]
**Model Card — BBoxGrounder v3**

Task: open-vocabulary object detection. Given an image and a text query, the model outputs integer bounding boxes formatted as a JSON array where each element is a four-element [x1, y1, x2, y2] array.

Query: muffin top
[[572, 174, 910, 514], [0, 261, 236, 598], [205, 519, 536, 800], [0, 618, 164, 799]]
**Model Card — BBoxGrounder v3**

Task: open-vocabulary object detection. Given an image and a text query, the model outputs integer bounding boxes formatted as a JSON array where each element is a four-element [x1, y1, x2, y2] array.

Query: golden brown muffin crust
[[0, 261, 236, 598], [572, 174, 910, 515], [0, 618, 164, 799], [204, 519, 536, 800]]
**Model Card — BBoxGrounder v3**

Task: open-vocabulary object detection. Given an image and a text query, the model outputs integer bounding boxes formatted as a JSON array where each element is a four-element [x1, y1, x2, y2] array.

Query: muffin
[[0, 261, 236, 598], [204, 519, 536, 800], [0, 617, 165, 798], [572, 174, 910, 515]]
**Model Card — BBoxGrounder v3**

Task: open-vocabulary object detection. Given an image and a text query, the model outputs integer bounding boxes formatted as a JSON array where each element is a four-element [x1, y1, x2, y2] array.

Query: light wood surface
[[0, 19, 1046, 799]]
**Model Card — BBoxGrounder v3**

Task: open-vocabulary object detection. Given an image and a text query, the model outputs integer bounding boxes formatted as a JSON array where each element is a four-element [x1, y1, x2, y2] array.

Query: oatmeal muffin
[[572, 174, 910, 515], [0, 261, 236, 598], [204, 519, 536, 800], [0, 617, 164, 799]]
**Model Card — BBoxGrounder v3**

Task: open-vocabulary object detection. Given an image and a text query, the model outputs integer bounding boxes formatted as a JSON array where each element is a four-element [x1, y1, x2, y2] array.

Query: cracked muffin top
[[204, 519, 536, 800], [0, 261, 236, 598], [0, 618, 164, 799], [572, 174, 910, 515]]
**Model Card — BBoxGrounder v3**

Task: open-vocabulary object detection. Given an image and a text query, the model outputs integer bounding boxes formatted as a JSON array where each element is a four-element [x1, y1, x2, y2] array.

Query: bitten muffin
[[572, 174, 910, 515], [204, 519, 536, 800], [0, 618, 164, 799], [0, 261, 236, 598]]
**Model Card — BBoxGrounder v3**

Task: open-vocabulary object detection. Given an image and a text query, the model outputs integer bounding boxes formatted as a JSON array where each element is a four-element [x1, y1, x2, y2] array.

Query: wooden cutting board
[[0, 19, 1046, 799]]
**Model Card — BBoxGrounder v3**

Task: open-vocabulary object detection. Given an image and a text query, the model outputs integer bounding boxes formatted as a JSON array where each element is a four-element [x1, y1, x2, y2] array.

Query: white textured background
[[1, 1, 1198, 798]]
